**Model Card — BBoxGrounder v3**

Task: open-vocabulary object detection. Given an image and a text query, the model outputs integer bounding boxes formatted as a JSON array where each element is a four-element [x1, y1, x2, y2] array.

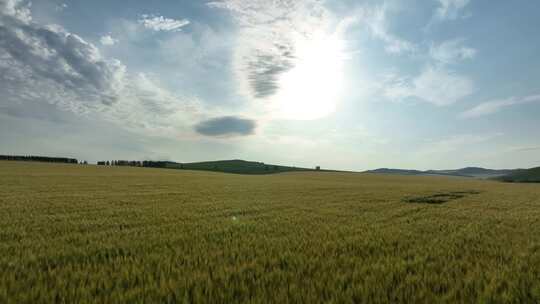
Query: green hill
[[152, 159, 318, 175], [496, 167, 540, 183]]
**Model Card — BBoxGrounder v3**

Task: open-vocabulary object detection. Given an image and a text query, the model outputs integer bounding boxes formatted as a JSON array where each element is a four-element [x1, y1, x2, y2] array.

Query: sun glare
[[272, 32, 346, 120]]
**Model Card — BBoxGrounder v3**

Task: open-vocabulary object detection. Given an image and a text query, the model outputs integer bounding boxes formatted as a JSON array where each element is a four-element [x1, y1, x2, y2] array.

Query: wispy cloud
[[430, 38, 476, 64], [363, 5, 416, 55], [208, 0, 331, 101], [138, 15, 190, 32], [460, 94, 540, 119], [206, 0, 364, 122], [435, 0, 471, 21], [100, 35, 118, 46], [384, 66, 474, 106]]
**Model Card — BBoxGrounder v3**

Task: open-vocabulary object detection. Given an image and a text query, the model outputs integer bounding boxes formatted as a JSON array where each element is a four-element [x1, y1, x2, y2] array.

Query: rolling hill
[[427, 167, 518, 179], [147, 159, 318, 175], [363, 168, 425, 175], [365, 167, 520, 179], [496, 167, 540, 183]]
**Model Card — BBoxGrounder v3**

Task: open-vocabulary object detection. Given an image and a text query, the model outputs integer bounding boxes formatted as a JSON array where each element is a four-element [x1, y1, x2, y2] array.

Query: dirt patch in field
[[404, 190, 481, 204]]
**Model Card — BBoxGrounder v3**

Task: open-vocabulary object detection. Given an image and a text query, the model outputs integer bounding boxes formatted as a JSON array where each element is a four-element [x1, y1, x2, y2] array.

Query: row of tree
[[97, 160, 142, 166], [142, 161, 177, 168], [97, 160, 176, 168], [97, 160, 179, 169], [0, 155, 78, 164]]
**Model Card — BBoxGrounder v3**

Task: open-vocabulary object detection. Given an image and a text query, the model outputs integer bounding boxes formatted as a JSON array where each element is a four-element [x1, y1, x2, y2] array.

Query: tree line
[[0, 155, 78, 164], [97, 160, 176, 168]]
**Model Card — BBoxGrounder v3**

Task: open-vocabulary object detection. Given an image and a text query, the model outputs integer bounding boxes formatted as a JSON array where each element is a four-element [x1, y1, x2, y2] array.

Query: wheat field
[[1, 161, 539, 303]]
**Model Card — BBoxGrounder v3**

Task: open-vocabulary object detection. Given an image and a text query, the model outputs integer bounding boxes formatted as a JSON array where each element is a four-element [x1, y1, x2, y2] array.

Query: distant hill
[[145, 159, 319, 175], [364, 168, 425, 175], [365, 167, 520, 179], [426, 167, 518, 179], [495, 167, 540, 183]]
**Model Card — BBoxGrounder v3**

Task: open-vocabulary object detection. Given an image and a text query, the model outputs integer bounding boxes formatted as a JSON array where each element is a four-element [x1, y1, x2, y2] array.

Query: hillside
[[364, 168, 425, 175], [151, 159, 317, 175], [427, 167, 518, 178], [366, 167, 519, 179], [496, 167, 540, 183]]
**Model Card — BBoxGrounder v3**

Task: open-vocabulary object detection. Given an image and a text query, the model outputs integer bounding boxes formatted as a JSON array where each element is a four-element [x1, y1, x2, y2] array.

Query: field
[[1, 161, 540, 303]]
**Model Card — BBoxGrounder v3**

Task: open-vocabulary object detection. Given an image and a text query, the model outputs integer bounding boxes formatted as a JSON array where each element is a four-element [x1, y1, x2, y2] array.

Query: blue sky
[[1, 0, 539, 170]]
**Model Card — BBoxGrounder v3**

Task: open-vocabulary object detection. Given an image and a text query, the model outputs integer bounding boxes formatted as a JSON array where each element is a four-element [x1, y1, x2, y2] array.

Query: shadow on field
[[403, 190, 482, 204]]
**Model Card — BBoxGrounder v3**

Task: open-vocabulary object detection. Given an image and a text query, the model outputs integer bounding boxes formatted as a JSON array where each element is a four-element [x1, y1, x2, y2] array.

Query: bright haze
[[1, 0, 539, 171]]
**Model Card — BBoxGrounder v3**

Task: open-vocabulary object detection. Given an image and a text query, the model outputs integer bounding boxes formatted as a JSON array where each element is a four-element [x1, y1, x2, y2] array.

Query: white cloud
[[100, 35, 118, 46], [208, 0, 356, 120], [435, 0, 471, 20], [138, 15, 190, 32], [362, 5, 416, 55], [460, 94, 540, 119], [384, 66, 474, 106], [0, 1, 203, 136], [0, 0, 32, 23], [0, 14, 124, 105], [430, 38, 476, 64]]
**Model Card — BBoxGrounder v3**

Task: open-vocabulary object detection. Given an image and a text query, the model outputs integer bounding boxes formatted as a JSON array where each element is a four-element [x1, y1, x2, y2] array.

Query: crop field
[[1, 161, 540, 303]]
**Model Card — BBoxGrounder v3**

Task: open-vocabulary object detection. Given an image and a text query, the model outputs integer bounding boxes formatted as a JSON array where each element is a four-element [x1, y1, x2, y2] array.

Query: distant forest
[[97, 160, 173, 168], [0, 156, 170, 168], [0, 155, 78, 164], [1, 155, 323, 175]]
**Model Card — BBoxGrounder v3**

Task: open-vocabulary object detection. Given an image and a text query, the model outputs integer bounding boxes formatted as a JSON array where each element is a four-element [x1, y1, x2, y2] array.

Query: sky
[[1, 0, 540, 171]]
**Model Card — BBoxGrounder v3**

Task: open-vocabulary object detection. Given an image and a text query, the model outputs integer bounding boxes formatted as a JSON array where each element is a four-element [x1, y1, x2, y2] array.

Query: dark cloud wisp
[[194, 116, 256, 137], [247, 50, 294, 99]]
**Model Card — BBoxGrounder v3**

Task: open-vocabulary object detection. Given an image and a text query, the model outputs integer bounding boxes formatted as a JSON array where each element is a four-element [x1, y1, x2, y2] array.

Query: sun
[[272, 31, 346, 120]]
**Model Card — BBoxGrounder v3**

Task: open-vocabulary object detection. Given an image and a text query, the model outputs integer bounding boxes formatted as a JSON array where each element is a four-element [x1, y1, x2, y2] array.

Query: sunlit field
[[1, 161, 540, 303]]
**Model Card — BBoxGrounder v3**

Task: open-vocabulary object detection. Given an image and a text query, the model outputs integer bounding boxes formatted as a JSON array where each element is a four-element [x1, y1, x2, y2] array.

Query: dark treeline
[[97, 160, 178, 168], [98, 160, 142, 167], [0, 155, 78, 164], [142, 161, 179, 168]]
